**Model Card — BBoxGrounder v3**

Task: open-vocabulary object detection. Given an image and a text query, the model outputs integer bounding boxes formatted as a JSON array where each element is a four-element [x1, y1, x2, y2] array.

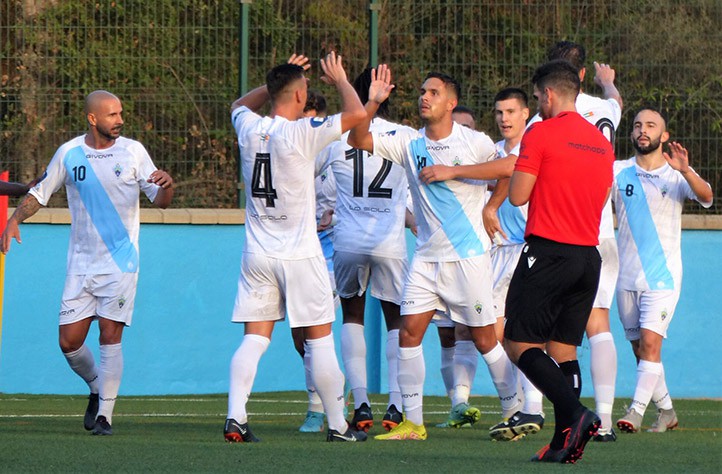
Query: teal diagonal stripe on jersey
[[410, 138, 484, 259], [617, 166, 673, 289], [64, 146, 139, 272]]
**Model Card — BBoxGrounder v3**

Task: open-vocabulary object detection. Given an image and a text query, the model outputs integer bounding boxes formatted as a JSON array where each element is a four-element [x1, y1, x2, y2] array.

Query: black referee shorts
[[504, 235, 602, 346]]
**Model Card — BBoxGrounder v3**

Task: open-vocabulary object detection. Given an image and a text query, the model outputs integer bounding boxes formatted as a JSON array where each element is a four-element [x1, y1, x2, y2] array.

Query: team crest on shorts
[[114, 163, 122, 177], [118, 296, 126, 309], [660, 309, 668, 321], [474, 301, 483, 314]]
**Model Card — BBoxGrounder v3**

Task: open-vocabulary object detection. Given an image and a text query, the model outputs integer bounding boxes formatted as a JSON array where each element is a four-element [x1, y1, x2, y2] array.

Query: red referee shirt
[[515, 111, 614, 246]]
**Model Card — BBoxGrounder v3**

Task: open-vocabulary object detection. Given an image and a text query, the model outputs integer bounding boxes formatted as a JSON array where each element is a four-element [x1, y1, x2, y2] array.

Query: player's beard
[[632, 135, 661, 155], [97, 123, 123, 141]]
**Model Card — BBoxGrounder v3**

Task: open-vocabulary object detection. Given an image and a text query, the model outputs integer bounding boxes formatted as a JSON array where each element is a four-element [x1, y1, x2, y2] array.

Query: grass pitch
[[0, 392, 720, 472]]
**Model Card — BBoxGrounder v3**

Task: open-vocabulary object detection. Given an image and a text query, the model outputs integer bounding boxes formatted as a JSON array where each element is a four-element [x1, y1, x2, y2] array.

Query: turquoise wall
[[1, 224, 720, 399]]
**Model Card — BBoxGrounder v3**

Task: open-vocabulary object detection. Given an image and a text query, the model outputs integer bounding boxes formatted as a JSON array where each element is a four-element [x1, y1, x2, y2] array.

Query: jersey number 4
[[345, 148, 392, 199], [251, 153, 278, 207]]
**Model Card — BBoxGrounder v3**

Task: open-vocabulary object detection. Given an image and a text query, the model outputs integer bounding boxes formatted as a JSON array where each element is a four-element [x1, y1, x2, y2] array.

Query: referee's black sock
[[559, 360, 582, 399], [517, 348, 583, 450]]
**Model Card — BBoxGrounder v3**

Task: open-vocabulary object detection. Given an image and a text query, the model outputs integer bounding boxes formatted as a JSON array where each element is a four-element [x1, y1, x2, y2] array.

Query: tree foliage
[[1, 0, 720, 210]]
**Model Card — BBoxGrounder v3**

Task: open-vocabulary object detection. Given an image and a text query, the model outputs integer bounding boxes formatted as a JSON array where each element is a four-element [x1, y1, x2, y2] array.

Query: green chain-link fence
[[2, 0, 720, 211]]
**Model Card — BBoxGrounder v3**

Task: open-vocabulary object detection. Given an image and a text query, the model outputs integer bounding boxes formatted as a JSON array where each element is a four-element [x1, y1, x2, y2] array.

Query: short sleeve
[[514, 123, 544, 176], [132, 142, 160, 203], [372, 127, 418, 166], [29, 145, 69, 206]]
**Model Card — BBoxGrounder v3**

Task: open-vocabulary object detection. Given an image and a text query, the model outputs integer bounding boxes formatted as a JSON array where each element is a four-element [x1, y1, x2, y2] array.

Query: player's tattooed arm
[[10, 193, 42, 223], [1, 194, 42, 254]]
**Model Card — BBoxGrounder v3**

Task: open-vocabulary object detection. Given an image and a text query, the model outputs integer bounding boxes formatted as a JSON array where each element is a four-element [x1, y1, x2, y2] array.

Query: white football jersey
[[314, 148, 336, 220], [494, 140, 528, 246], [373, 122, 496, 262], [30, 135, 160, 275], [232, 106, 342, 259], [529, 92, 621, 238], [612, 158, 712, 291], [323, 118, 410, 258]]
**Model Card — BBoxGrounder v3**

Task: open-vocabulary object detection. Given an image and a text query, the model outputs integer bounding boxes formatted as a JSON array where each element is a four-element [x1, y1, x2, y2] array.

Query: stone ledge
[[7, 208, 720, 229], [9, 208, 246, 225]]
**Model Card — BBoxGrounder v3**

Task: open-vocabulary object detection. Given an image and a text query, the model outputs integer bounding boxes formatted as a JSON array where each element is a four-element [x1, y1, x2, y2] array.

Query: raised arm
[[664, 141, 714, 205], [593, 61, 623, 110], [319, 51, 365, 133], [347, 64, 395, 153], [231, 54, 311, 113]]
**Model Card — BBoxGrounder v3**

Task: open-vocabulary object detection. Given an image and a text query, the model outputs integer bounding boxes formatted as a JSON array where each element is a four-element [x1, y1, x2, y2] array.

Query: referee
[[503, 60, 615, 464]]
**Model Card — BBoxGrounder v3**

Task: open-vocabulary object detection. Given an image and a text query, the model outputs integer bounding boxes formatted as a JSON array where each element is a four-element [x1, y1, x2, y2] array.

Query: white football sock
[[451, 340, 477, 407], [306, 334, 347, 432], [227, 334, 270, 423], [386, 329, 401, 409], [97, 343, 123, 425], [440, 346, 455, 405], [589, 332, 617, 431], [63, 344, 99, 394], [519, 368, 544, 415], [398, 345, 425, 425], [303, 344, 323, 413], [631, 359, 663, 416], [341, 323, 369, 408], [652, 364, 673, 410], [481, 341, 520, 417]]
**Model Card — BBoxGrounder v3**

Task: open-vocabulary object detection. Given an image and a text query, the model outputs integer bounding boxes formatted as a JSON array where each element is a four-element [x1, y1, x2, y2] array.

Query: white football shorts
[[616, 289, 680, 340], [232, 252, 335, 328], [59, 273, 138, 326], [400, 254, 496, 328], [593, 237, 619, 309], [490, 243, 524, 318], [333, 250, 407, 304]]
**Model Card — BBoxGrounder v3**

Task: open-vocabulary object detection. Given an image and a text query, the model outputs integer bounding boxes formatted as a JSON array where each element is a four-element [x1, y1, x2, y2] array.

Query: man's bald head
[[85, 90, 120, 114], [84, 90, 124, 145]]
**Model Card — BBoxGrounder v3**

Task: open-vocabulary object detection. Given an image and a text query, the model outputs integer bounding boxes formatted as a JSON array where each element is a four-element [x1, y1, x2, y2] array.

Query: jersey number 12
[[345, 148, 392, 199]]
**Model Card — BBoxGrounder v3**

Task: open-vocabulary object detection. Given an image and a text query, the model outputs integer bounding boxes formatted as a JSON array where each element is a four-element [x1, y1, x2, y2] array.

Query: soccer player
[[451, 105, 477, 130], [529, 41, 624, 441], [319, 67, 411, 433], [550, 43, 623, 442], [348, 65, 518, 441], [224, 52, 368, 443], [1, 90, 174, 436], [503, 60, 614, 464], [614, 108, 713, 434], [484, 88, 547, 441], [434, 105, 481, 430], [294, 89, 341, 433]]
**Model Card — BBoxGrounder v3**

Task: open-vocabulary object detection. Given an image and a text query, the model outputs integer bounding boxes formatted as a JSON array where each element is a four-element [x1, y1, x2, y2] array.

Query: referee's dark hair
[[425, 72, 462, 101], [532, 60, 581, 100], [353, 67, 391, 119], [266, 63, 305, 101], [547, 40, 586, 73]]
